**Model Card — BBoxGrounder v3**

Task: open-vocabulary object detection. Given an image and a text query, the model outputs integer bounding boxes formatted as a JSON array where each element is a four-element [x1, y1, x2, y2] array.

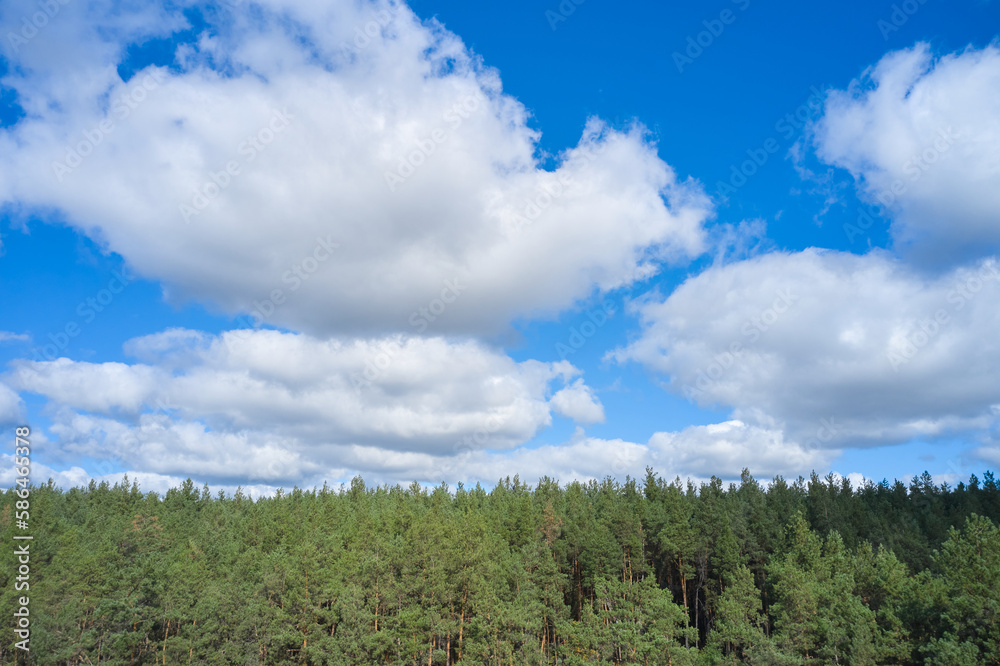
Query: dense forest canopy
[[2, 469, 999, 664]]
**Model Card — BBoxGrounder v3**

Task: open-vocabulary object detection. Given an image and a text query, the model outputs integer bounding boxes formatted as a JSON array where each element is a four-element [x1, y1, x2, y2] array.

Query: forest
[[2, 469, 999, 665]]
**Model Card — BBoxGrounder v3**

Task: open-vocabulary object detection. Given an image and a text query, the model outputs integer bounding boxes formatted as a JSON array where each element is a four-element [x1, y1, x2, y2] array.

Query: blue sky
[[1, 0, 998, 494]]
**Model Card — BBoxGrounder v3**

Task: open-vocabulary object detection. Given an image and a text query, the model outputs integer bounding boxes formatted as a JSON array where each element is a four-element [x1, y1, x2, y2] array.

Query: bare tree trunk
[[163, 618, 170, 664]]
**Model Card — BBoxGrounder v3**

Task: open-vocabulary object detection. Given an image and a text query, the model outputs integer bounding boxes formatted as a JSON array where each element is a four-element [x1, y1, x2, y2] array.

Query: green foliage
[[921, 514, 1000, 664], [768, 516, 880, 664], [1, 470, 998, 663], [705, 564, 772, 663]]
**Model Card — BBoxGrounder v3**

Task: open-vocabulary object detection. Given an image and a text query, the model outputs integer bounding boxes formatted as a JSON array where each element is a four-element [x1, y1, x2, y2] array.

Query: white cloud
[[549, 379, 605, 424], [0, 452, 278, 498], [813, 43, 1000, 268], [0, 453, 97, 492], [614, 249, 1000, 451], [0, 332, 30, 344], [12, 359, 161, 413], [6, 328, 607, 483], [0, 383, 23, 426], [0, 0, 712, 336], [649, 420, 838, 480], [4, 419, 828, 492], [304, 420, 833, 487], [3, 325, 833, 487], [47, 412, 319, 483], [7, 6, 996, 491]]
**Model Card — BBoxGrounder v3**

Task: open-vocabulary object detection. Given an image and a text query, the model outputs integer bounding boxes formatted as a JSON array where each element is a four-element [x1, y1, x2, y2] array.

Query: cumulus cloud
[[0, 0, 711, 336], [614, 250, 1000, 451], [11, 359, 161, 413], [6, 419, 828, 492], [0, 454, 102, 493], [4, 325, 832, 487], [0, 452, 280, 498], [6, 328, 608, 483], [812, 43, 1000, 268], [549, 379, 605, 424], [47, 412, 320, 484], [0, 383, 23, 426], [420, 420, 832, 486], [606, 42, 1000, 473], [649, 420, 838, 480]]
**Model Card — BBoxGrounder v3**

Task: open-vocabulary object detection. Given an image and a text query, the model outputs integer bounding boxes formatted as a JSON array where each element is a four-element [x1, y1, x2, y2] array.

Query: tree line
[[2, 468, 999, 664]]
